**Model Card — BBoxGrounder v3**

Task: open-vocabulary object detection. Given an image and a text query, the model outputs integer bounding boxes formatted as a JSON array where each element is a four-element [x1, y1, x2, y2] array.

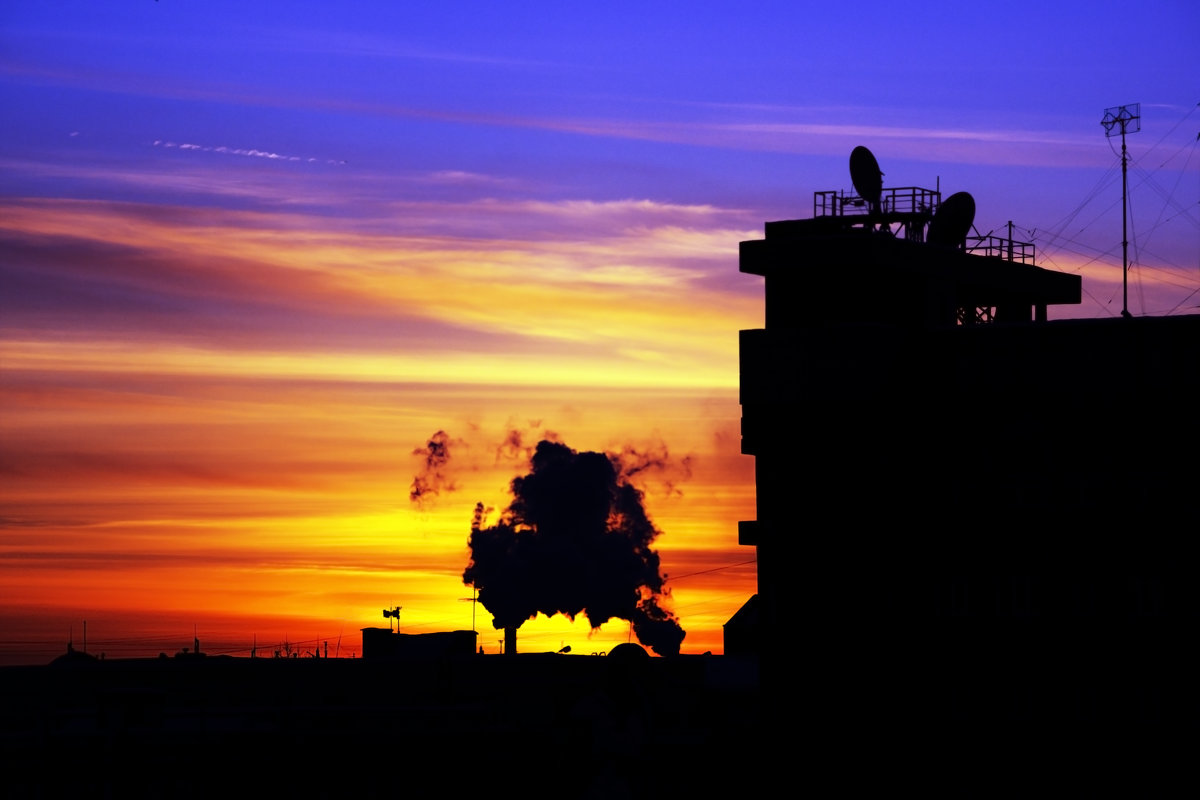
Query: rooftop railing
[[814, 187, 1036, 265], [966, 234, 1036, 265], [814, 186, 940, 218]]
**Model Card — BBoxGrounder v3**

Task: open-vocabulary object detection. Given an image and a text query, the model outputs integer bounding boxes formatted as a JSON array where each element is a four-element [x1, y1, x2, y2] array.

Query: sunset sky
[[2, 2, 1197, 664]]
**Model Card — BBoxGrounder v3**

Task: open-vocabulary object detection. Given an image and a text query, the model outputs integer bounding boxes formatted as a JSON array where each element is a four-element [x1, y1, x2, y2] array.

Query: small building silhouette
[[361, 628, 477, 660]]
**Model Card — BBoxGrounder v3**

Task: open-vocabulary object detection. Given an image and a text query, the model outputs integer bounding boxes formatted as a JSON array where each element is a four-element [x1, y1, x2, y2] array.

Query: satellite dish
[[608, 642, 649, 660], [849, 146, 883, 206], [927, 191, 976, 247]]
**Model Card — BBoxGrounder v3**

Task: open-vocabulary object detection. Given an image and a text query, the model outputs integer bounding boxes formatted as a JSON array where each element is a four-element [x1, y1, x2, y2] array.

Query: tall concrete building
[[737, 150, 1200, 763]]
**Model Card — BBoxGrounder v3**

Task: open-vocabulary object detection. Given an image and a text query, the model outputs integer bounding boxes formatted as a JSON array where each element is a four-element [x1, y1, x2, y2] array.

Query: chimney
[[504, 626, 517, 656]]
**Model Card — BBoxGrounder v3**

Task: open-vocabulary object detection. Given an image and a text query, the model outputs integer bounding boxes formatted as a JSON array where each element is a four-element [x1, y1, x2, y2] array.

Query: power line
[[669, 559, 757, 581]]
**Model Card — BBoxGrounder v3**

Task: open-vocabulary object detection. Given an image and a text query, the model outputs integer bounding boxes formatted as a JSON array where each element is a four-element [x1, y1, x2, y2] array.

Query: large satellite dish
[[927, 191, 975, 247], [849, 146, 883, 207]]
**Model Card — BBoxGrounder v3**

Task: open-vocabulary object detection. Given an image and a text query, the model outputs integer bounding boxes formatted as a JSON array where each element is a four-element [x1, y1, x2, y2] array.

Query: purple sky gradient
[[4, 4, 1196, 293], [1, 2, 1197, 662]]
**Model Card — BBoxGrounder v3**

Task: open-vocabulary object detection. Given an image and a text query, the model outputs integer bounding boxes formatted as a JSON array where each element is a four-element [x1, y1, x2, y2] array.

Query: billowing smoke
[[409, 430, 460, 507], [463, 439, 686, 656]]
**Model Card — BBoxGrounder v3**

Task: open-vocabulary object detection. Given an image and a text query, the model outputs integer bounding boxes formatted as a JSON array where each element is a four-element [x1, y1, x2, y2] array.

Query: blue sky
[[6, 3, 1197, 210], [0, 1, 1197, 661]]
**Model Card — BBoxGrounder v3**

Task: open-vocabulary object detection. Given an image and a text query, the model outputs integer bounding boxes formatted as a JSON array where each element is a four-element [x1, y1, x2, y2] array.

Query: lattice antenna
[[1101, 103, 1140, 318]]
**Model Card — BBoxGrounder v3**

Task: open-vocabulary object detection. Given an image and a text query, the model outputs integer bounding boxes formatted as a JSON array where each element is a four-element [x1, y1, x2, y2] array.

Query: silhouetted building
[[723, 594, 759, 658], [738, 150, 1200, 762], [2, 639, 754, 798], [361, 627, 477, 660]]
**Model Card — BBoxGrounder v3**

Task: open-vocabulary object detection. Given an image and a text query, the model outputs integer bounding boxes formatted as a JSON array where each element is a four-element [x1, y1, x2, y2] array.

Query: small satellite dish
[[927, 191, 976, 247], [849, 146, 883, 206]]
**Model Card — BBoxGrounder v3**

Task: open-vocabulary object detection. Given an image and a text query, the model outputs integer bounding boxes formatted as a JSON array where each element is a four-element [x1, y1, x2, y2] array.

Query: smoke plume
[[463, 439, 686, 656], [409, 430, 460, 507], [608, 441, 693, 497], [494, 419, 558, 465]]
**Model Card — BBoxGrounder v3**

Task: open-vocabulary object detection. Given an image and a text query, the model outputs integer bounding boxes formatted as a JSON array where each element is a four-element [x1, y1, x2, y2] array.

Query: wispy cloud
[[0, 197, 759, 386], [420, 170, 515, 186], [0, 48, 1115, 171], [267, 28, 564, 69], [152, 139, 347, 165]]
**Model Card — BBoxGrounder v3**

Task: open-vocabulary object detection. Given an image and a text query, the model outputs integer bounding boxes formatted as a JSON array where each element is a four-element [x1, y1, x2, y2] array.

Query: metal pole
[[1121, 132, 1131, 318]]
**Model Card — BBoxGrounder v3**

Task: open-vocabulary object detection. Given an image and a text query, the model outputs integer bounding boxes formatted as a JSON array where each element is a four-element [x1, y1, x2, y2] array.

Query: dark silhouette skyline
[[5, 141, 1198, 798], [4, 4, 1197, 673]]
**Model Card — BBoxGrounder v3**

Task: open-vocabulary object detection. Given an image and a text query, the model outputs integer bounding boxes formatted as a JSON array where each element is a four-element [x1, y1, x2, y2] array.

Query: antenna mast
[[1101, 103, 1140, 318], [382, 605, 401, 632]]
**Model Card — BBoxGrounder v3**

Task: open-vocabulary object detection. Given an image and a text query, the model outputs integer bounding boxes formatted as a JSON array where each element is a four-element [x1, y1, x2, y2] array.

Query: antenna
[[927, 191, 976, 249], [1101, 103, 1140, 318], [382, 605, 402, 632], [849, 146, 883, 214]]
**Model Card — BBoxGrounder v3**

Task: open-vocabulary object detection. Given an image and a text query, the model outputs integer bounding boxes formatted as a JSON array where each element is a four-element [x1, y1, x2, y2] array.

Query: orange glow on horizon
[[1, 191, 760, 667]]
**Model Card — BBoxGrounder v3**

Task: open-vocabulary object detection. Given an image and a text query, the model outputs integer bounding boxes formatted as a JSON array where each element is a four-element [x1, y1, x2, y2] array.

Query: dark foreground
[[0, 650, 759, 798]]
